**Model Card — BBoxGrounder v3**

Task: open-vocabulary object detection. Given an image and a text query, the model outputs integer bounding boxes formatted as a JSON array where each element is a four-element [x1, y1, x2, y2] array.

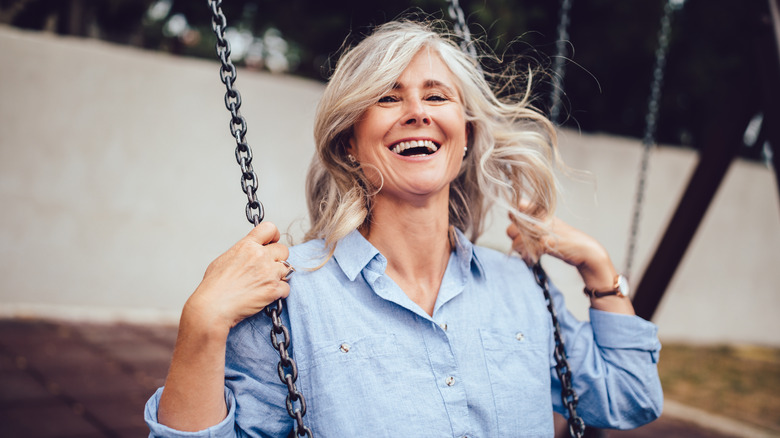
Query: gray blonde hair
[[305, 20, 559, 253]]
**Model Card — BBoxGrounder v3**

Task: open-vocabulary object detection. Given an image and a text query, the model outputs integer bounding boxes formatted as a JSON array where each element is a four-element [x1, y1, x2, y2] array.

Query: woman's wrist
[[575, 243, 617, 292], [575, 245, 636, 315], [580, 267, 619, 293], [181, 293, 232, 342], [581, 269, 636, 315]]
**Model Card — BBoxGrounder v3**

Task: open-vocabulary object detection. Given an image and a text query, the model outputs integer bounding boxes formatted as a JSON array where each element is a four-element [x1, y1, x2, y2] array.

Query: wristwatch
[[583, 275, 629, 298]]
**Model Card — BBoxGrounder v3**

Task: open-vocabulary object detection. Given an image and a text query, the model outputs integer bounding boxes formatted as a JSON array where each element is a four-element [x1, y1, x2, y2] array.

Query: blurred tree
[[7, 0, 154, 42], [0, 0, 35, 23], [4, 0, 771, 162]]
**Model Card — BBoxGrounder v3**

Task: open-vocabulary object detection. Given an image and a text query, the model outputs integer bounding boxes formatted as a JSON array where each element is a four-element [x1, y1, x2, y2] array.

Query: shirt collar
[[451, 227, 486, 280], [333, 229, 383, 281], [332, 227, 485, 281]]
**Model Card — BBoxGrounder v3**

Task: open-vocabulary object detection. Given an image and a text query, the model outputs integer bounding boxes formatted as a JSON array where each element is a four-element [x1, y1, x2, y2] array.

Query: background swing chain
[[447, 0, 479, 66], [207, 2, 312, 436], [533, 264, 586, 438], [625, 0, 678, 279], [549, 0, 574, 125]]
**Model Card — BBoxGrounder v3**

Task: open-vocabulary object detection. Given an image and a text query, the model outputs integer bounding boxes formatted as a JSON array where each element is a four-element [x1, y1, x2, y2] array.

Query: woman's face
[[348, 47, 468, 205]]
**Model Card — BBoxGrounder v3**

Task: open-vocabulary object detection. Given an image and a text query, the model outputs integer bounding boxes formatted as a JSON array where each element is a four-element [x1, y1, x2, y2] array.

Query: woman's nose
[[402, 100, 431, 126]]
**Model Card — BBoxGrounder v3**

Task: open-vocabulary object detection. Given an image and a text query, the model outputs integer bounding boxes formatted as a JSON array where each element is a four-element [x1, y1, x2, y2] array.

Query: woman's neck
[[362, 193, 452, 316]]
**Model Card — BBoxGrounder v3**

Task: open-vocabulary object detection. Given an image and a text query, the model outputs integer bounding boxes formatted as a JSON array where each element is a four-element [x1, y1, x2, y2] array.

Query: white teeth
[[390, 140, 439, 155]]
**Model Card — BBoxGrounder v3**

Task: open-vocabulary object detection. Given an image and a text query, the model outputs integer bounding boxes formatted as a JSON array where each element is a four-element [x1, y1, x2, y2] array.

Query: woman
[[145, 20, 662, 437]]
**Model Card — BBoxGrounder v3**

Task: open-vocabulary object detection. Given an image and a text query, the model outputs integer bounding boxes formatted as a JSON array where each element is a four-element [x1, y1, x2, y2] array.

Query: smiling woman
[[307, 21, 562, 258], [348, 48, 468, 208], [145, 19, 662, 437], [344, 47, 471, 315]]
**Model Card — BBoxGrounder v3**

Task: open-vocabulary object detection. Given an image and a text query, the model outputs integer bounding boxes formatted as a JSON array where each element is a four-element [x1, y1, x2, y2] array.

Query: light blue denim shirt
[[146, 228, 662, 437]]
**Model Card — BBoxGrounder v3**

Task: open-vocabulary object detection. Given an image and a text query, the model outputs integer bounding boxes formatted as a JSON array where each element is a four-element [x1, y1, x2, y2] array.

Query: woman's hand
[[185, 221, 292, 334], [158, 222, 292, 431], [507, 215, 634, 314], [507, 216, 610, 279]]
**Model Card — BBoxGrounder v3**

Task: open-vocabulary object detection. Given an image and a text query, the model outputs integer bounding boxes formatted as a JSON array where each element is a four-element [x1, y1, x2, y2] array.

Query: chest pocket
[[298, 334, 400, 370], [480, 329, 553, 437], [295, 334, 442, 435]]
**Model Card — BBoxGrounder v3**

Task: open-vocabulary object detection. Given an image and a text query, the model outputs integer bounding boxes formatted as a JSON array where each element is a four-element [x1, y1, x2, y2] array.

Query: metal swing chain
[[446, 0, 479, 64], [549, 0, 574, 125], [625, 0, 679, 278], [207, 2, 312, 436], [533, 264, 586, 438]]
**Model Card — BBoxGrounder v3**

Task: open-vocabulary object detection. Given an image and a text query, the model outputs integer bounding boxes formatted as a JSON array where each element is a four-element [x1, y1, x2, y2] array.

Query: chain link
[[625, 0, 679, 278], [265, 302, 313, 437], [207, 2, 311, 436], [533, 264, 585, 438]]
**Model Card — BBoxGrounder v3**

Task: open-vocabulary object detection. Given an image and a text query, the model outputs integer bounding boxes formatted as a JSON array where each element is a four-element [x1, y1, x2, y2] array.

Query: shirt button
[[339, 343, 350, 353], [445, 376, 455, 386], [515, 332, 525, 341], [439, 322, 448, 331]]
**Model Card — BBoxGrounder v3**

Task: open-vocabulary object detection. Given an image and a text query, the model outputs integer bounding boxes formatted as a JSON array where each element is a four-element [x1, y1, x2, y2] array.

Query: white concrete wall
[[1, 26, 778, 346]]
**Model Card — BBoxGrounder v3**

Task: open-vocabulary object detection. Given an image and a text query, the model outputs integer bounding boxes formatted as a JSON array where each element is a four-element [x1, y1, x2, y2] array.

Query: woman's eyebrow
[[391, 79, 456, 95], [424, 79, 456, 94]]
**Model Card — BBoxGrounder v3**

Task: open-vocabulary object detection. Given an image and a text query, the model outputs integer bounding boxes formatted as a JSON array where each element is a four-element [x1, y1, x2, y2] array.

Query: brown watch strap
[[583, 274, 627, 298], [583, 288, 621, 298]]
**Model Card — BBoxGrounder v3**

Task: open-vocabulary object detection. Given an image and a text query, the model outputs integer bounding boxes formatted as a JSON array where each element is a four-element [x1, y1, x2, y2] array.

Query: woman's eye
[[378, 96, 398, 103], [426, 95, 448, 102]]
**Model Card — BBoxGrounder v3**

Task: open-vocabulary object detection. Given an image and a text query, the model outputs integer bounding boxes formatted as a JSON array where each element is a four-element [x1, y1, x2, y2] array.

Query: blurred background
[[0, 0, 778, 436], [4, 0, 775, 158]]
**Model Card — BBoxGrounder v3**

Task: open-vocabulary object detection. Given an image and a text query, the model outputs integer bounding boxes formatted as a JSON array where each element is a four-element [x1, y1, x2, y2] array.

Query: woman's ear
[[344, 138, 359, 166], [464, 122, 474, 158], [347, 136, 357, 157]]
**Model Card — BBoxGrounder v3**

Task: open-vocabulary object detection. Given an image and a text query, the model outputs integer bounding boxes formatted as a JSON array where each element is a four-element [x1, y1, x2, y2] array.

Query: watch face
[[617, 275, 630, 297]]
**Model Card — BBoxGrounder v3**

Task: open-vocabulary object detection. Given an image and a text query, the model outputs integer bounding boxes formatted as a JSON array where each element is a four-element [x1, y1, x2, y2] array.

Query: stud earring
[[463, 146, 468, 157], [347, 154, 357, 164]]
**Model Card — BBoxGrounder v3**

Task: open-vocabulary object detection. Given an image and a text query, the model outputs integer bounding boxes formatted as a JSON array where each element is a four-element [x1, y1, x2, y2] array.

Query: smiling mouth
[[390, 140, 440, 157]]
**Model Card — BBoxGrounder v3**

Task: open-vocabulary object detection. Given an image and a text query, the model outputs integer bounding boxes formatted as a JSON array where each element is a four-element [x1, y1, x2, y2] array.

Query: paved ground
[[0, 318, 740, 438]]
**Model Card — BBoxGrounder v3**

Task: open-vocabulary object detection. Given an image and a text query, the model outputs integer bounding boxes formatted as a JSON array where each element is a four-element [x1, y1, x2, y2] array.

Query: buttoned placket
[[421, 312, 472, 437], [354, 229, 480, 438], [423, 256, 474, 437]]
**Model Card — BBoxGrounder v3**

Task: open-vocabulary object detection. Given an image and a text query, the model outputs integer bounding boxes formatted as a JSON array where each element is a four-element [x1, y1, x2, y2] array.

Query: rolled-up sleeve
[[144, 387, 238, 438], [590, 308, 662, 366], [550, 284, 663, 429]]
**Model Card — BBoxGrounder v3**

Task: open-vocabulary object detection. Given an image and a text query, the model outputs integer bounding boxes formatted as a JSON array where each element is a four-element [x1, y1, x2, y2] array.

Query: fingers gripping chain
[[281, 260, 296, 281], [208, 1, 310, 435]]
